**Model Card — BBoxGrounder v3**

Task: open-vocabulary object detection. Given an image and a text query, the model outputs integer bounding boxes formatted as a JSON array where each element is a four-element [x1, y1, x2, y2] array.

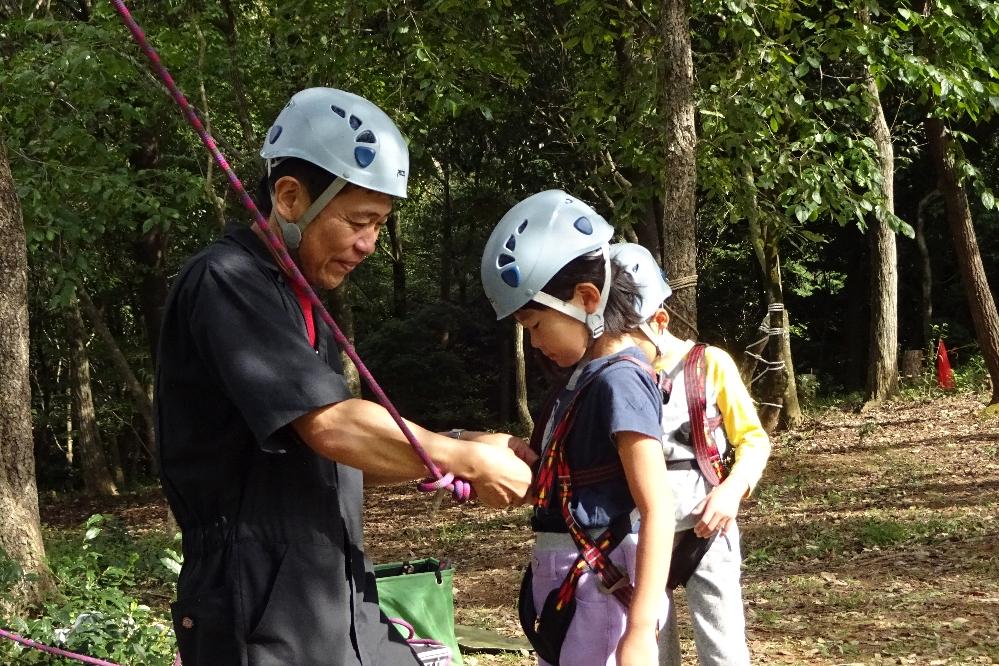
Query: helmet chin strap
[[530, 245, 612, 339], [268, 159, 349, 250], [640, 321, 667, 356]]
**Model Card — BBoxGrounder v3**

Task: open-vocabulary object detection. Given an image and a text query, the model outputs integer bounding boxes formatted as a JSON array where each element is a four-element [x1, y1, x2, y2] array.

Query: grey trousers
[[658, 523, 751, 665]]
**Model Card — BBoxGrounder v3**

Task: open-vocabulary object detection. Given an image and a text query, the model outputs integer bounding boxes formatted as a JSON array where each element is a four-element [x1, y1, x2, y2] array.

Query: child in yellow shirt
[[610, 243, 770, 666]]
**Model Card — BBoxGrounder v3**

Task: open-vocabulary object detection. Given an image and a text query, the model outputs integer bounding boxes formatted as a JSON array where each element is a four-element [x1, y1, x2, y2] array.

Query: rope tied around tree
[[743, 302, 787, 387], [668, 273, 698, 291]]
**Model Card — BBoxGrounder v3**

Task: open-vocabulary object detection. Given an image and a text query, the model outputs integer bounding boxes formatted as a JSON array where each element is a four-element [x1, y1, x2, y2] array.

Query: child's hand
[[692, 476, 747, 538], [616, 626, 658, 666]]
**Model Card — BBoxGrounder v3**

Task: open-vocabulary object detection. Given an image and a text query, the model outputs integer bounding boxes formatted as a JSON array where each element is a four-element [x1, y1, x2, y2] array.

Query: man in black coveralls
[[156, 88, 533, 665]]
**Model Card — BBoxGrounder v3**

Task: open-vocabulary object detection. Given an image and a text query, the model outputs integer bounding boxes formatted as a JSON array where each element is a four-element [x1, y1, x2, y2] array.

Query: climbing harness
[[107, 0, 468, 502], [660, 343, 733, 589], [518, 356, 651, 665], [683, 344, 729, 487]]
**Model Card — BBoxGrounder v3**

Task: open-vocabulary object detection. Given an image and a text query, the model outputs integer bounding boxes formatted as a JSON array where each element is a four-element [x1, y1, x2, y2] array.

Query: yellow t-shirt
[[658, 340, 771, 494]]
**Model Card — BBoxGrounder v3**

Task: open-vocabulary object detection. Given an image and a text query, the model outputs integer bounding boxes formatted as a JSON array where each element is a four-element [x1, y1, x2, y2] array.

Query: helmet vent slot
[[517, 219, 529, 233], [498, 253, 515, 267], [330, 105, 346, 118], [504, 235, 516, 251], [354, 146, 376, 168], [573, 216, 593, 235], [349, 115, 363, 130], [356, 130, 376, 144], [501, 267, 520, 288], [268, 125, 283, 144]]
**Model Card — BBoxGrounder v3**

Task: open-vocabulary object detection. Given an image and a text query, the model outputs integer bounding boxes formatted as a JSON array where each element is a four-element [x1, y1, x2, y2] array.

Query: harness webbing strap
[[534, 355, 654, 611], [108, 0, 469, 501], [571, 461, 624, 487], [684, 344, 725, 486]]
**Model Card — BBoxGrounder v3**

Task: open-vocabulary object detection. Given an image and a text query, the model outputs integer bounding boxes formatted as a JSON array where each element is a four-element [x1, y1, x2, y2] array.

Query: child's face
[[515, 306, 590, 368]]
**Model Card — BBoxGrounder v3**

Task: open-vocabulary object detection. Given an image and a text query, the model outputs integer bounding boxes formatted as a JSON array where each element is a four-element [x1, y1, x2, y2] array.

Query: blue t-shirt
[[532, 347, 664, 533]]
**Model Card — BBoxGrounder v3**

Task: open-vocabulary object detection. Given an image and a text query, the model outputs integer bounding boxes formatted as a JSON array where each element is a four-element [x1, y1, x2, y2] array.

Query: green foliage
[[2, 0, 998, 495], [0, 547, 26, 596], [0, 515, 179, 665]]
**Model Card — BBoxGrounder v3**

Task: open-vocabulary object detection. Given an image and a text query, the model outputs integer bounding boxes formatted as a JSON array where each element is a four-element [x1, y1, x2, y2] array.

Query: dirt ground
[[363, 392, 999, 665], [38, 391, 999, 665]]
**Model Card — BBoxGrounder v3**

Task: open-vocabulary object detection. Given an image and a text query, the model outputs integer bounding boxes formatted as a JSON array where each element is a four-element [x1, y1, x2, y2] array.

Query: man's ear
[[272, 176, 309, 221], [574, 282, 602, 314]]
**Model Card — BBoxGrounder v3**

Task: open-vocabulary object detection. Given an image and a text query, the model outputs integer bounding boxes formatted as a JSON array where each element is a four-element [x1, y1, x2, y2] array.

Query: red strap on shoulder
[[684, 344, 725, 486], [290, 281, 316, 348]]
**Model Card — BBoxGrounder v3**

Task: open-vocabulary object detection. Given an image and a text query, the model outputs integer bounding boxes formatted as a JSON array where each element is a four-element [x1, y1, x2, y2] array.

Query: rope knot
[[417, 473, 471, 502]]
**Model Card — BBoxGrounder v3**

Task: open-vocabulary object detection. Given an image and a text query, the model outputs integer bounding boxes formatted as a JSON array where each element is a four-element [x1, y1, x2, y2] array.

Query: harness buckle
[[598, 575, 630, 595]]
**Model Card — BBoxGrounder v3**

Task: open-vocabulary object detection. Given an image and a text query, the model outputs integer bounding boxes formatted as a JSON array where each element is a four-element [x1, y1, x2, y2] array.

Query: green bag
[[375, 558, 463, 665]]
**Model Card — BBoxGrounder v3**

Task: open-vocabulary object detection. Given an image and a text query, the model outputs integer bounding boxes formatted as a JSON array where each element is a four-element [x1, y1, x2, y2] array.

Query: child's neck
[[586, 333, 637, 362]]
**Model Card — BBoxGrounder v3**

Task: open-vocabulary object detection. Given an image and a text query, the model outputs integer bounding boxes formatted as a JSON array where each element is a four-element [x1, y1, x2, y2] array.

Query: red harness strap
[[534, 355, 655, 611], [290, 280, 316, 347], [684, 344, 726, 486]]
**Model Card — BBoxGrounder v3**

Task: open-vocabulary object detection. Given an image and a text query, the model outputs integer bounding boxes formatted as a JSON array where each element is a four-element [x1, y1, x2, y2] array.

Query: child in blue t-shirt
[[480, 190, 676, 666]]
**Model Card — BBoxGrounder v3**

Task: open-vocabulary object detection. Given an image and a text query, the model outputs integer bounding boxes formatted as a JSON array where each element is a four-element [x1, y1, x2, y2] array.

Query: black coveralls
[[155, 224, 420, 665]]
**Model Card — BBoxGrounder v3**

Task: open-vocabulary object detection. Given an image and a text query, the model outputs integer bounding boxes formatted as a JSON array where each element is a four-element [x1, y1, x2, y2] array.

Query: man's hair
[[521, 252, 644, 335], [255, 157, 338, 216]]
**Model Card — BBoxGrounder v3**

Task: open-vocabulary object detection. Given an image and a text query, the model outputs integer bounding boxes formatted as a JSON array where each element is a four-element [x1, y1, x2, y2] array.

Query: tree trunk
[[135, 225, 168, 367], [195, 21, 226, 228], [778, 305, 804, 428], [514, 322, 533, 434], [219, 0, 256, 151], [67, 298, 118, 497], [438, 157, 453, 302], [386, 212, 407, 317], [658, 0, 698, 340], [915, 191, 936, 350], [328, 282, 361, 397], [0, 133, 53, 611], [499, 320, 512, 424], [862, 53, 899, 407], [925, 118, 999, 405], [743, 166, 802, 429], [78, 287, 156, 464]]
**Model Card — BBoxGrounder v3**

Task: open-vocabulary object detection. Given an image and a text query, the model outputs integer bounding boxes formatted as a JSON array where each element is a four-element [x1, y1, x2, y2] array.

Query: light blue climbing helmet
[[260, 87, 409, 248], [480, 190, 614, 338], [611, 242, 672, 354]]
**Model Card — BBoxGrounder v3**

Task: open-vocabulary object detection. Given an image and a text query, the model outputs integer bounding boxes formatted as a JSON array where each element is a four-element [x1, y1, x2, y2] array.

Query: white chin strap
[[639, 321, 667, 356], [530, 245, 612, 339], [268, 160, 348, 250]]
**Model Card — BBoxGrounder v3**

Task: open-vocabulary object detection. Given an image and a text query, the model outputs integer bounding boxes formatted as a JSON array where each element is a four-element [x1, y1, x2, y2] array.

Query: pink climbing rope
[[0, 627, 183, 666], [107, 0, 469, 501]]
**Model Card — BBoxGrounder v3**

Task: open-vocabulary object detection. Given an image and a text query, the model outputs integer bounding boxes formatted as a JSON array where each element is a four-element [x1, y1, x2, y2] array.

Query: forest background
[[0, 0, 997, 663]]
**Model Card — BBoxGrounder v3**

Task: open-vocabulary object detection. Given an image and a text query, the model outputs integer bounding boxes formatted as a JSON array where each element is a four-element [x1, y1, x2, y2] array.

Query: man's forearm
[[294, 398, 483, 481]]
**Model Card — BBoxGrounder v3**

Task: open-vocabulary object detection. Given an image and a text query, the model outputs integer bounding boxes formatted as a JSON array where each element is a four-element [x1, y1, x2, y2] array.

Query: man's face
[[297, 185, 392, 289]]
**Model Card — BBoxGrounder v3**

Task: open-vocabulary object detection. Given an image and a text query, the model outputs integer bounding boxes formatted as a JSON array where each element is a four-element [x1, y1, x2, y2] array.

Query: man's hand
[[692, 475, 747, 538], [464, 442, 533, 508], [467, 432, 539, 466]]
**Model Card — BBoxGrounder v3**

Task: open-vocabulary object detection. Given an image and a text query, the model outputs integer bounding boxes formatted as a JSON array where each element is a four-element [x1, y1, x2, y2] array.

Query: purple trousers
[[530, 534, 669, 666]]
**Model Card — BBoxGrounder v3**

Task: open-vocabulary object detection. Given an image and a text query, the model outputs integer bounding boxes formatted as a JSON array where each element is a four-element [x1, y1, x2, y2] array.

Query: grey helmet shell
[[260, 87, 409, 199], [480, 190, 613, 322], [610, 242, 672, 320]]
